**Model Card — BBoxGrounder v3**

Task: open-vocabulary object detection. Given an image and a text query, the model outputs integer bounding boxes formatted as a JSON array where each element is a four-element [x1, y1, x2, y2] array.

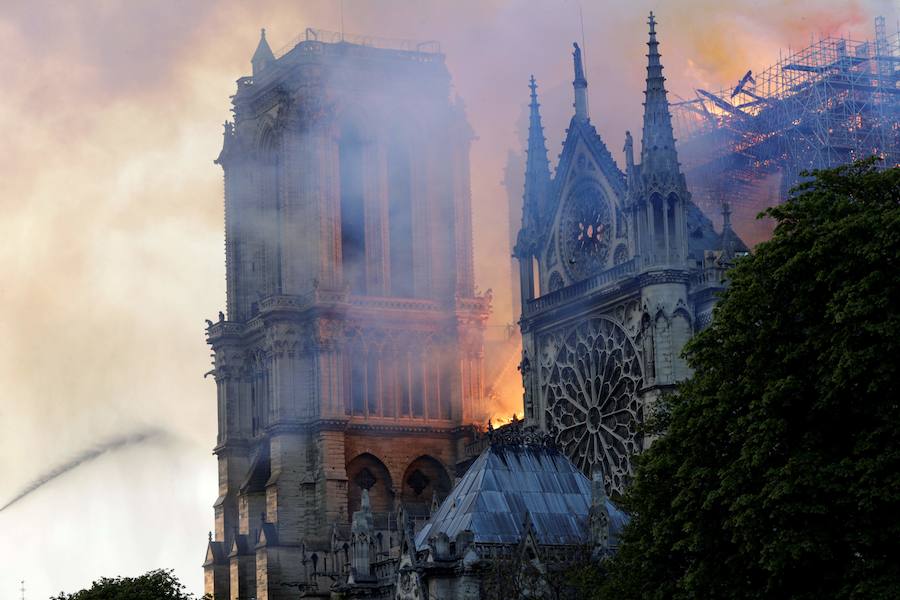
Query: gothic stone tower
[[515, 14, 737, 496], [203, 30, 490, 599]]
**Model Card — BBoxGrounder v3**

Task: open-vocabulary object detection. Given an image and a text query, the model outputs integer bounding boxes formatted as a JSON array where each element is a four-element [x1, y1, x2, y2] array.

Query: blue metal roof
[[415, 444, 628, 550]]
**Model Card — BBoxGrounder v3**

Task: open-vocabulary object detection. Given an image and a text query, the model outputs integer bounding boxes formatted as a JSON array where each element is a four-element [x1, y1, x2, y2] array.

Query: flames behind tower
[[204, 29, 490, 599]]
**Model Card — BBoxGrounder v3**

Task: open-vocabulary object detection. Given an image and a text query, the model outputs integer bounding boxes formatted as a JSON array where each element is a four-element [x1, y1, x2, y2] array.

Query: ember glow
[[1, 0, 894, 596]]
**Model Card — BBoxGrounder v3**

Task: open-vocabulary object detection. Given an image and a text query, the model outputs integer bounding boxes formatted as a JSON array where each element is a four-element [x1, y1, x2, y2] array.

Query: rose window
[[543, 318, 643, 495]]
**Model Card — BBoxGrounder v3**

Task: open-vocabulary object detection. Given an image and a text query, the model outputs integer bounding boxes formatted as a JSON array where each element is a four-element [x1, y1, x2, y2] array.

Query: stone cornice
[[523, 258, 639, 319], [208, 291, 491, 350], [521, 261, 641, 332], [212, 439, 252, 456], [636, 268, 693, 288], [259, 419, 478, 438], [520, 265, 695, 333]]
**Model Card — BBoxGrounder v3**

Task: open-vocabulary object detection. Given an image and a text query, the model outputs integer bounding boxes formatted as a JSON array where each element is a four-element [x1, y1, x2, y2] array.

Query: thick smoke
[[0, 428, 168, 513], [1, 1, 895, 596]]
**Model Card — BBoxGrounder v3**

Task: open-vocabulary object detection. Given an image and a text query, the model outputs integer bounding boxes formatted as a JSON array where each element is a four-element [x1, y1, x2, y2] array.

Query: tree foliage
[[50, 569, 203, 600], [604, 160, 900, 599]]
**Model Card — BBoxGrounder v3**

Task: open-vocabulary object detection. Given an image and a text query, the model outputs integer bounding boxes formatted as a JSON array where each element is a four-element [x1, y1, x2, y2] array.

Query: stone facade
[[514, 14, 743, 496], [203, 30, 490, 599]]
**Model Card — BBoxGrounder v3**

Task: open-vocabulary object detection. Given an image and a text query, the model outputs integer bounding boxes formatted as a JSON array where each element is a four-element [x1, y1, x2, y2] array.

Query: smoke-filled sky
[[1, 0, 895, 596]]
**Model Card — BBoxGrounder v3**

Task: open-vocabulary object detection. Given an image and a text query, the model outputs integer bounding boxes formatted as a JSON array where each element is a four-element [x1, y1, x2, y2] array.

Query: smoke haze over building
[[0, 0, 895, 596]]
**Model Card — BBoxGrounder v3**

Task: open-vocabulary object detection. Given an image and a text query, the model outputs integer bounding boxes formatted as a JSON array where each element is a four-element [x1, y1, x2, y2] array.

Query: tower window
[[388, 142, 414, 297], [349, 353, 365, 416], [339, 129, 367, 294]]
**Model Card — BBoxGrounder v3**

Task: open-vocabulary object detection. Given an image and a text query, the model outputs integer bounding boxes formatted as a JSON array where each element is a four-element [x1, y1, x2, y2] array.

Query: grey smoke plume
[[0, 428, 168, 513]]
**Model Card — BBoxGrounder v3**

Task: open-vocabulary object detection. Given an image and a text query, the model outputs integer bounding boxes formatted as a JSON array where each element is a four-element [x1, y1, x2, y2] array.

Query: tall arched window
[[667, 193, 681, 262], [348, 350, 366, 416], [339, 127, 367, 294], [258, 130, 281, 297], [651, 194, 665, 262], [388, 141, 414, 296], [366, 351, 380, 415]]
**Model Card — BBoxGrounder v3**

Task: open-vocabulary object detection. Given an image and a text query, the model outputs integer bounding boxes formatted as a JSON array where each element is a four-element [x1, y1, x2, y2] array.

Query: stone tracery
[[542, 317, 643, 495]]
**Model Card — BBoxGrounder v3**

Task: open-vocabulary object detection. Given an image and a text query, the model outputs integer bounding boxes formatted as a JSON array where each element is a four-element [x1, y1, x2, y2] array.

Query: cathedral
[[515, 12, 744, 497], [203, 29, 491, 599], [204, 14, 742, 600]]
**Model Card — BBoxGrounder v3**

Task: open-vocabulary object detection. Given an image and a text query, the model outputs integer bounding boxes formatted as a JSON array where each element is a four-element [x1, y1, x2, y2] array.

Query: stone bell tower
[[203, 29, 490, 600]]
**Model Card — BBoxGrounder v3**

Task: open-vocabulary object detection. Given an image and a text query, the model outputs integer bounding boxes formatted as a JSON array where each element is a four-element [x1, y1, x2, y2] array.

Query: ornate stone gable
[[515, 14, 737, 502]]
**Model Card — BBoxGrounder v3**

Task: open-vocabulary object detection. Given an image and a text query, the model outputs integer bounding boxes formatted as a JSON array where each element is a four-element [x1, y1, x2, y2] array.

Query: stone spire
[[251, 28, 276, 76], [721, 201, 734, 259], [521, 76, 552, 234], [572, 43, 589, 122], [639, 13, 679, 174]]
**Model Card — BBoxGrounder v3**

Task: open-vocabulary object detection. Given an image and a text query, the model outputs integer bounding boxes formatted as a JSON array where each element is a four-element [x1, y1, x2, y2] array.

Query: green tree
[[604, 160, 900, 599], [50, 569, 204, 600]]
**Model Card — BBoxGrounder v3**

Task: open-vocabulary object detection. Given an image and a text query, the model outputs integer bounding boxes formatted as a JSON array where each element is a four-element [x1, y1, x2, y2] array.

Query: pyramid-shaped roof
[[415, 442, 627, 550]]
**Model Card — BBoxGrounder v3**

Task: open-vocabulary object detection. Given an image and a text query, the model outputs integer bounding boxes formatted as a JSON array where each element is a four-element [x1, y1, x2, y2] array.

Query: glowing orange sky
[[0, 1, 894, 595]]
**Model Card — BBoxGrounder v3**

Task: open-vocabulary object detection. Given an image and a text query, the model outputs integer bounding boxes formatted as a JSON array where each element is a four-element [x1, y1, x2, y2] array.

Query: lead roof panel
[[414, 444, 627, 550]]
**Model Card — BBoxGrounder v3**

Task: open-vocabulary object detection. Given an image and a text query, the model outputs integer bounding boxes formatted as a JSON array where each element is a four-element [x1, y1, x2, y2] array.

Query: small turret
[[572, 43, 589, 122], [717, 201, 748, 262], [252, 28, 276, 76], [522, 75, 552, 233]]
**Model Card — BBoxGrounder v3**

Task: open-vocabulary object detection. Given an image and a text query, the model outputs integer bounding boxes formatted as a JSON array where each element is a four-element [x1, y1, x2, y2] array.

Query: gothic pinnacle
[[640, 11, 679, 174], [524, 75, 551, 231], [252, 27, 276, 75]]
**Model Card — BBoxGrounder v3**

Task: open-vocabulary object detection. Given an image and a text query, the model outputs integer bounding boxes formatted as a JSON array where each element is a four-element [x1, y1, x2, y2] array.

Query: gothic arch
[[400, 455, 451, 510], [255, 120, 281, 162], [346, 453, 394, 517], [671, 306, 692, 324]]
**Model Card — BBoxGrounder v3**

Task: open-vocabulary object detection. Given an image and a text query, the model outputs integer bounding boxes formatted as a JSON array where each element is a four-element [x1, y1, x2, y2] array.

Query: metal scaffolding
[[672, 17, 900, 218]]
